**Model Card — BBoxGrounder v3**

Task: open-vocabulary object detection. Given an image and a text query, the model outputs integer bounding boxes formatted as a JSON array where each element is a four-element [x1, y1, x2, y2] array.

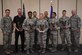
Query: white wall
[[59, 0, 76, 17], [0, 0, 82, 45], [0, 0, 2, 18], [24, 0, 39, 17], [40, 0, 57, 17], [3, 0, 21, 18]]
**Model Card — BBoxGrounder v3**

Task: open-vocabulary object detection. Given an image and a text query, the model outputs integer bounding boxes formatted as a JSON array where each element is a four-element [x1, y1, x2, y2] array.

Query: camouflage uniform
[[22, 18, 36, 50], [49, 18, 60, 51], [1, 16, 13, 52], [33, 17, 38, 50], [36, 19, 48, 49], [44, 17, 50, 22], [70, 15, 81, 50], [59, 16, 71, 48], [44, 17, 50, 49]]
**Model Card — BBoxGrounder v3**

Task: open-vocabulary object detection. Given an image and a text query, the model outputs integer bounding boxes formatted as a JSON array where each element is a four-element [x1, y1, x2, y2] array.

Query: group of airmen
[[0, 8, 81, 55]]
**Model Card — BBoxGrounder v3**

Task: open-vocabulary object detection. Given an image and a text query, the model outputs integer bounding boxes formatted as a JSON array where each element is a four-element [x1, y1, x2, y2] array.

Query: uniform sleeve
[[36, 21, 40, 31], [10, 17, 14, 31], [44, 20, 49, 32], [59, 18, 62, 28], [66, 17, 70, 28], [1, 18, 5, 32], [48, 19, 51, 26], [22, 19, 28, 30], [69, 17, 71, 28], [77, 17, 81, 29], [56, 19, 60, 30]]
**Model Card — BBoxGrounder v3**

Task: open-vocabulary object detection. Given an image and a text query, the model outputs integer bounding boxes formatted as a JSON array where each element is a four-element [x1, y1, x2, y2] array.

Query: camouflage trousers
[[25, 31, 35, 50], [38, 32, 47, 48], [60, 29, 71, 46], [49, 31, 58, 48], [71, 30, 80, 49], [3, 32, 12, 51]]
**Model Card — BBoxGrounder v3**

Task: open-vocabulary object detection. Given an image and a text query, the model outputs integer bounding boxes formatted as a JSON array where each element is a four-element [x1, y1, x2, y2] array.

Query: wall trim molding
[[57, 0, 59, 18], [76, 0, 78, 14], [1, 0, 3, 17], [39, 0, 40, 14]]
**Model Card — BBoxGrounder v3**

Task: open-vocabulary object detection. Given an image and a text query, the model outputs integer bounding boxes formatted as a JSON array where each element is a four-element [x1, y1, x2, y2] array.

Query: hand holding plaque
[[29, 24, 35, 33], [39, 25, 45, 33]]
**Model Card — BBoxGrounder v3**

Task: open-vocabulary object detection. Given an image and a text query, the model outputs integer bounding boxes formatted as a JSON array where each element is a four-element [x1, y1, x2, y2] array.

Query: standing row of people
[[0, 8, 81, 55]]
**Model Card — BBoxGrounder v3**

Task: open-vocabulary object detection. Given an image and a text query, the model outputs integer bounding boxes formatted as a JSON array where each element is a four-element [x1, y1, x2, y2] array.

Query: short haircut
[[62, 10, 66, 12], [5, 9, 10, 12], [28, 11, 32, 14], [18, 8, 22, 11], [53, 12, 56, 16], [33, 11, 37, 13], [44, 11, 48, 13]]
